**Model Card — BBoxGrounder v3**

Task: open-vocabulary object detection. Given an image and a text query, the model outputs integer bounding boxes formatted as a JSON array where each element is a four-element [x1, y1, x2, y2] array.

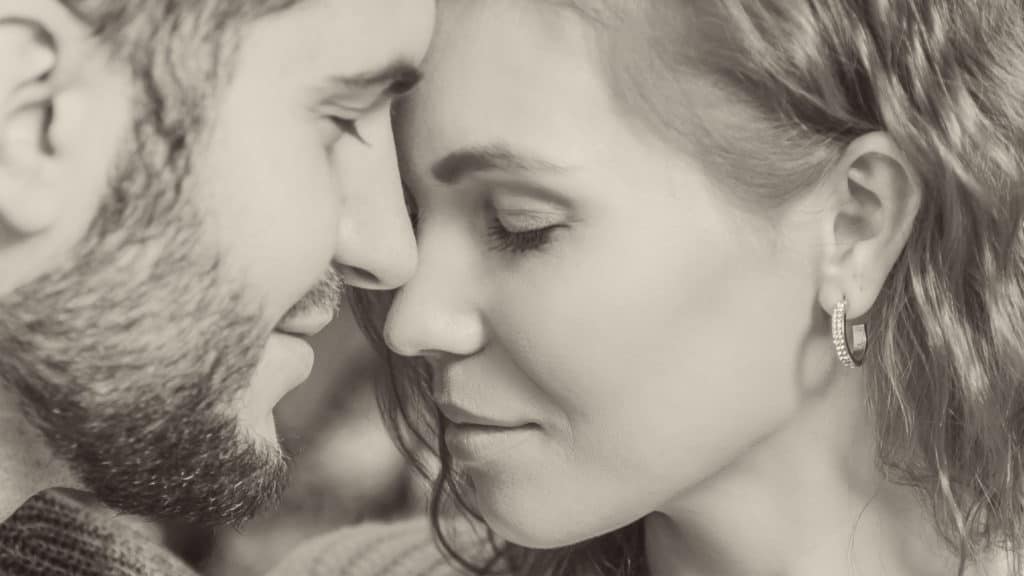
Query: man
[[0, 0, 433, 572]]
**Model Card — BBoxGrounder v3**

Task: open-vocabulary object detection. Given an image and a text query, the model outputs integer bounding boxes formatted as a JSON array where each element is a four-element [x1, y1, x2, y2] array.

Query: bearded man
[[0, 0, 433, 573]]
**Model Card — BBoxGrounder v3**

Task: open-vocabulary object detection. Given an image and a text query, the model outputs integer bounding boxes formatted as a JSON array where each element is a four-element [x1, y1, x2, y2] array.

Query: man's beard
[[0, 132, 343, 527]]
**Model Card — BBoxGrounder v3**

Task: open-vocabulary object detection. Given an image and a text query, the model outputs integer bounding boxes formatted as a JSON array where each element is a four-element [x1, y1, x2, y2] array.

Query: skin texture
[[385, 2, 1006, 575], [390, 0, 824, 547], [0, 0, 434, 524]]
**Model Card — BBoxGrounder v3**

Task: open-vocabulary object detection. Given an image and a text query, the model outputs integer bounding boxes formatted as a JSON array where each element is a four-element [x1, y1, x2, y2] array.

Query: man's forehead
[[243, 0, 433, 86]]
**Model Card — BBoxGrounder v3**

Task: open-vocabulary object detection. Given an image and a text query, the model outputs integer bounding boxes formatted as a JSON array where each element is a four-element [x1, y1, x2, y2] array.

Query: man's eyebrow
[[326, 60, 423, 98], [432, 145, 566, 185]]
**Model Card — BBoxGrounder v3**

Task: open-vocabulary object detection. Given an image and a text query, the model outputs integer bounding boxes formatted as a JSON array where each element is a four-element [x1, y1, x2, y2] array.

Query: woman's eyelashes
[[486, 209, 565, 254], [400, 181, 568, 254], [486, 220, 558, 253]]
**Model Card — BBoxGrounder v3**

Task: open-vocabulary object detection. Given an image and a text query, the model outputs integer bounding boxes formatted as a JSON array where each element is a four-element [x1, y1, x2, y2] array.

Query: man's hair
[[56, 0, 306, 239], [60, 1, 306, 88], [350, 1, 1024, 575], [0, 1, 312, 525]]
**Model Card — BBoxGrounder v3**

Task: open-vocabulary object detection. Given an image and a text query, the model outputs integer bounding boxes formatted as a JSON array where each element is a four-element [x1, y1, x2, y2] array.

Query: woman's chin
[[473, 488, 625, 550]]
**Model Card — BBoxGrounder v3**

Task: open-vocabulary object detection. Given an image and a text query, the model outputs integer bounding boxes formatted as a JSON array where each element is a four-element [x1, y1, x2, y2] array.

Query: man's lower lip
[[275, 314, 334, 337], [444, 424, 540, 464], [267, 331, 315, 380]]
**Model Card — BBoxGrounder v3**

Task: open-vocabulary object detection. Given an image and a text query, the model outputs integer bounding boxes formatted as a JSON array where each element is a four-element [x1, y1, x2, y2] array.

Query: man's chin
[[247, 409, 282, 444], [81, 430, 290, 527], [235, 406, 289, 466]]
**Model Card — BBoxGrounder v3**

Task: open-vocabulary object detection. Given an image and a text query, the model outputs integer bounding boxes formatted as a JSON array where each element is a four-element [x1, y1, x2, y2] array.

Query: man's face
[[0, 0, 434, 524], [197, 0, 434, 444]]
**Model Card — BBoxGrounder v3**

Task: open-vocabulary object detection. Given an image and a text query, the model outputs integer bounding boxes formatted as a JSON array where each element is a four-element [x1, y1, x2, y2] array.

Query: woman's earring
[[832, 297, 867, 368]]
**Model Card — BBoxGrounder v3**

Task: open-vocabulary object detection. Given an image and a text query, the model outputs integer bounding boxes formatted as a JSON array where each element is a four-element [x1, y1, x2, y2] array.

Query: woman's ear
[[816, 131, 922, 319]]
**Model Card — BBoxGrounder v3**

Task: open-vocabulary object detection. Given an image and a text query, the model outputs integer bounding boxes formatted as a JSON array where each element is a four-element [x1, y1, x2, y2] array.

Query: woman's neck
[[644, 370, 995, 576]]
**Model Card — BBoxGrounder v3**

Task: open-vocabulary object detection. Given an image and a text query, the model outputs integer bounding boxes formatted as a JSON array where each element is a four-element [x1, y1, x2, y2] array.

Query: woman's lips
[[444, 422, 542, 465], [435, 400, 542, 464], [435, 400, 534, 429]]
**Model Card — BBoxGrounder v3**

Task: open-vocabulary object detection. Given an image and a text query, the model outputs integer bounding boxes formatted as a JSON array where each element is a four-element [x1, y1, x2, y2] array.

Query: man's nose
[[332, 122, 417, 290]]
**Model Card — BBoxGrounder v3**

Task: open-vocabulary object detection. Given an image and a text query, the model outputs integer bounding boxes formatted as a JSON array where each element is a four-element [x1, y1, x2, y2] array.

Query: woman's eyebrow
[[431, 145, 565, 185]]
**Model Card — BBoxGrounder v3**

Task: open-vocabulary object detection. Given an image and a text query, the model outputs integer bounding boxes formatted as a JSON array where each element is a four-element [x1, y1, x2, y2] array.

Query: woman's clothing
[[269, 516, 489, 576]]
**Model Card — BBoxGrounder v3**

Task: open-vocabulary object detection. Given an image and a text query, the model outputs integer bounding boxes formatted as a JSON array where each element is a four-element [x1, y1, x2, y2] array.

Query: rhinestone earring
[[832, 297, 867, 368]]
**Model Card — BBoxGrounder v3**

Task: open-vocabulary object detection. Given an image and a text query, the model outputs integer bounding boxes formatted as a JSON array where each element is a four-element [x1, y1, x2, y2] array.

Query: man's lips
[[275, 308, 335, 337]]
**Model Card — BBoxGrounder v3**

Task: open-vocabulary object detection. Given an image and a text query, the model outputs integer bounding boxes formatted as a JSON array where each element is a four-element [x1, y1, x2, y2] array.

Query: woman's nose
[[383, 231, 486, 359]]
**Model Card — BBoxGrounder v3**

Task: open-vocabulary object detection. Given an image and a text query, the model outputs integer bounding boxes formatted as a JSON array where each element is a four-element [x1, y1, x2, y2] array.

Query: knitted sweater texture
[[0, 491, 197, 576], [268, 517, 486, 576], [1, 493, 486, 576]]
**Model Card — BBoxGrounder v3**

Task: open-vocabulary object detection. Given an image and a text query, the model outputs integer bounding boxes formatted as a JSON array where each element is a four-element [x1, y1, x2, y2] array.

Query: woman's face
[[387, 0, 831, 547]]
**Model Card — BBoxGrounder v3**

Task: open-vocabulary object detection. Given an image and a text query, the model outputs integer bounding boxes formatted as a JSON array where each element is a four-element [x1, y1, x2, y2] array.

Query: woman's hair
[[351, 1, 1024, 574]]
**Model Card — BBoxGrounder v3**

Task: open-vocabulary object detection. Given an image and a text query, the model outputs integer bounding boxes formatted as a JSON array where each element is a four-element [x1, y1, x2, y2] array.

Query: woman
[[274, 1, 1024, 575]]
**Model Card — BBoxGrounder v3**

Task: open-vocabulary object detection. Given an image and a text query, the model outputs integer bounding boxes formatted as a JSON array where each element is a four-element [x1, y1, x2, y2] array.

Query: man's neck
[[0, 387, 76, 523]]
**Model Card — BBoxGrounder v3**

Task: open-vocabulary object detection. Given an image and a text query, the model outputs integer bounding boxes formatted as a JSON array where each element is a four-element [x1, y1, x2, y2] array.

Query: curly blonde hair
[[351, 1, 1024, 574]]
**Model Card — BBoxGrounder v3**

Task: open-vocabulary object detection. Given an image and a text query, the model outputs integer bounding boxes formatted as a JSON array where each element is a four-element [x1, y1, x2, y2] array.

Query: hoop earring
[[832, 297, 867, 368]]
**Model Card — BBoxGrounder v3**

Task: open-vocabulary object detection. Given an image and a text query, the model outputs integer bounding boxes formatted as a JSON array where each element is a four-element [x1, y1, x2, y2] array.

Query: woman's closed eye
[[487, 209, 565, 254]]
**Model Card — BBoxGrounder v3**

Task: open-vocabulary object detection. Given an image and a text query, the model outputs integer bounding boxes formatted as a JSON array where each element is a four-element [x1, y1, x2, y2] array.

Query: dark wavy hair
[[351, 1, 1024, 574]]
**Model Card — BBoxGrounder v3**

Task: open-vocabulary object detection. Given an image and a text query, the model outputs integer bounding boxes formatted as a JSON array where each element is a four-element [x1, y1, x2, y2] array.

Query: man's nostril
[[337, 265, 382, 289]]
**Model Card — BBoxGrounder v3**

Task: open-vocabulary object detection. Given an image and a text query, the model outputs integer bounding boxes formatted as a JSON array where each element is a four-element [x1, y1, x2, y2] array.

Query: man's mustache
[[286, 267, 345, 319]]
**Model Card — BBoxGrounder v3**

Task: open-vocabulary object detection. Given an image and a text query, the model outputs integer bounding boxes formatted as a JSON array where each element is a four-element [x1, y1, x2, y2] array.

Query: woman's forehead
[[397, 1, 615, 179]]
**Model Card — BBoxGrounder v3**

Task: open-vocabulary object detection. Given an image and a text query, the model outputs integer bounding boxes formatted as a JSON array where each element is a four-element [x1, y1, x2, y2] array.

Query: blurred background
[[144, 305, 428, 575]]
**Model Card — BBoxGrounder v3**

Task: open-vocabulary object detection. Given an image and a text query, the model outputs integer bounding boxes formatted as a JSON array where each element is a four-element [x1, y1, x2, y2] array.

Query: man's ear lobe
[[0, 13, 62, 235], [817, 132, 923, 318]]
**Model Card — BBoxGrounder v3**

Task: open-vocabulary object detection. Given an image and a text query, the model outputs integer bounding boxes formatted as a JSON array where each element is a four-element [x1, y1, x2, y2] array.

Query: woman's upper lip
[[435, 400, 533, 429]]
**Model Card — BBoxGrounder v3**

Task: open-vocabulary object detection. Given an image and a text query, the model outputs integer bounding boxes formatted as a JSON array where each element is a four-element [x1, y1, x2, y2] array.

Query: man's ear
[[0, 4, 68, 236], [816, 132, 923, 319], [0, 1, 133, 296], [0, 0, 129, 241]]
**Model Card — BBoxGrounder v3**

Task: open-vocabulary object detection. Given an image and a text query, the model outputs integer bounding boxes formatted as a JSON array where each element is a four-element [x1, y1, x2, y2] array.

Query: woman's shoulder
[[268, 515, 493, 576]]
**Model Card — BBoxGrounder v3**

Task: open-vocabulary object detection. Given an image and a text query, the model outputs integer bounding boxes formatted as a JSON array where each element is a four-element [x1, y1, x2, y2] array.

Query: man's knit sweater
[[0, 491, 197, 576], [1, 492, 477, 576]]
